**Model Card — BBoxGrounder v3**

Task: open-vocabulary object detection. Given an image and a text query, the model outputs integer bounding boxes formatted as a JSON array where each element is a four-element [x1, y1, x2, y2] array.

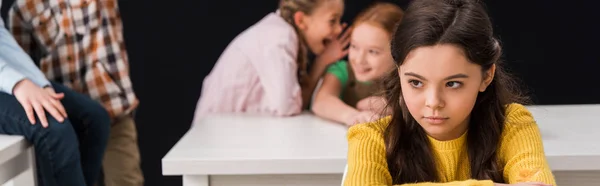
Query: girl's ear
[[294, 11, 309, 30], [479, 64, 496, 92]]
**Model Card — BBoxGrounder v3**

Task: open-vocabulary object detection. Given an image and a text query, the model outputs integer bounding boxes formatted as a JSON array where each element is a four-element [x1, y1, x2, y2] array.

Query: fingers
[[347, 111, 382, 126], [42, 100, 65, 123], [49, 98, 67, 118], [44, 87, 65, 99], [50, 92, 65, 99], [339, 22, 348, 36], [374, 114, 382, 120], [21, 101, 36, 124], [339, 49, 349, 58], [346, 119, 358, 126], [341, 35, 351, 49], [351, 116, 366, 126], [368, 114, 381, 122], [32, 102, 48, 128], [355, 118, 367, 125], [340, 28, 351, 41], [356, 114, 373, 124]]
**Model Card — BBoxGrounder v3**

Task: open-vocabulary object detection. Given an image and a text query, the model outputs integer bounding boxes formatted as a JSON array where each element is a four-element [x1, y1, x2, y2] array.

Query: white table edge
[[162, 158, 347, 175], [162, 154, 600, 176]]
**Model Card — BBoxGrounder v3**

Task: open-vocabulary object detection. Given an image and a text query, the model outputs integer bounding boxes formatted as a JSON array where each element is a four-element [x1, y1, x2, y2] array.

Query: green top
[[326, 60, 372, 94], [323, 60, 381, 107], [326, 60, 351, 88]]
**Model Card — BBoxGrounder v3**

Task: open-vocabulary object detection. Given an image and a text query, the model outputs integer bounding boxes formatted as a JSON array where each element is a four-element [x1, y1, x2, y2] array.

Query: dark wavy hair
[[382, 0, 528, 184]]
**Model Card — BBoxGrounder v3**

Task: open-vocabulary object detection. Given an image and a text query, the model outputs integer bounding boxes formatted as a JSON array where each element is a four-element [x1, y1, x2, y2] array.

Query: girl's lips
[[423, 117, 449, 124]]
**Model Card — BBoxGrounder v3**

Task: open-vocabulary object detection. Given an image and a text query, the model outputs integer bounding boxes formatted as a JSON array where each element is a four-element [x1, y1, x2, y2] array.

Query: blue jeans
[[0, 82, 110, 186]]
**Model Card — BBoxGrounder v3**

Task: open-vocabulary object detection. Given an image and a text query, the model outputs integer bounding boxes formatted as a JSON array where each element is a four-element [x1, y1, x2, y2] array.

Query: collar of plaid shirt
[[8, 0, 138, 119]]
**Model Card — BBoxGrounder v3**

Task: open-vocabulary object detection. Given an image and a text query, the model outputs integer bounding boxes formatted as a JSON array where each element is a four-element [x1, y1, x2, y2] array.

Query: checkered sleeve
[[8, 0, 139, 119]]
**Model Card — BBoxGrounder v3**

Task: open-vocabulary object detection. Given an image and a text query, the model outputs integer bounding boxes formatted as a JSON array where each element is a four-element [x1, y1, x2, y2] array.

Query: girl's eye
[[368, 49, 379, 55], [329, 19, 336, 25], [446, 81, 462, 88], [408, 80, 423, 88]]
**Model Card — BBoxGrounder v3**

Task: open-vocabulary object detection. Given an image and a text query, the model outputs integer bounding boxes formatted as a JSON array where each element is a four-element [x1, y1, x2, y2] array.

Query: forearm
[[300, 58, 330, 108], [0, 62, 27, 94], [500, 104, 557, 185], [0, 23, 50, 88], [312, 93, 359, 124]]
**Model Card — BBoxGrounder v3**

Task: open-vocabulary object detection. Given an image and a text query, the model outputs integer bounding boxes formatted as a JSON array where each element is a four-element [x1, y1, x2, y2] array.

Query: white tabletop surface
[[162, 104, 600, 175], [526, 104, 600, 170], [162, 113, 348, 175]]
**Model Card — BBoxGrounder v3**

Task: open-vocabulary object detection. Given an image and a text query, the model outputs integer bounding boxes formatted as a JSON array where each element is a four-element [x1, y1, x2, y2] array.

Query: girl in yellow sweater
[[344, 0, 556, 186]]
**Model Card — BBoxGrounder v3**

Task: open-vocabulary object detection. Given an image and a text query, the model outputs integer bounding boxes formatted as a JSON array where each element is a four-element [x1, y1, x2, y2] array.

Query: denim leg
[[50, 82, 110, 186], [0, 92, 86, 186]]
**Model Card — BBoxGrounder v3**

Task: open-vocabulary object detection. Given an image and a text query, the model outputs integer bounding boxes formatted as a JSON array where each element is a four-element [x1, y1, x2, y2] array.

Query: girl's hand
[[315, 23, 352, 68], [13, 79, 67, 127], [356, 96, 388, 114], [343, 110, 381, 126]]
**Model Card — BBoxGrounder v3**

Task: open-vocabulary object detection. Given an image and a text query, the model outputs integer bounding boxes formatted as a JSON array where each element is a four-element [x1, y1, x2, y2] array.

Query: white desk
[[527, 105, 600, 171], [163, 105, 600, 186], [0, 135, 36, 186]]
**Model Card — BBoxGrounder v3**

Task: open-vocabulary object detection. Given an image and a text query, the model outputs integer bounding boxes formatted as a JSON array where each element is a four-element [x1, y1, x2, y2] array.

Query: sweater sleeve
[[345, 118, 394, 186], [498, 104, 556, 185]]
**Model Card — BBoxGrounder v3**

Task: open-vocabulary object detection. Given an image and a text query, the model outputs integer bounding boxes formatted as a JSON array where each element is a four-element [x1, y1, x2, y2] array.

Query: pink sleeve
[[251, 30, 302, 116]]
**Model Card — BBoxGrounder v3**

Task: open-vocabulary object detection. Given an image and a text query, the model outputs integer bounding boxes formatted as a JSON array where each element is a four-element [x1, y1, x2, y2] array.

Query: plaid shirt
[[8, 0, 138, 119]]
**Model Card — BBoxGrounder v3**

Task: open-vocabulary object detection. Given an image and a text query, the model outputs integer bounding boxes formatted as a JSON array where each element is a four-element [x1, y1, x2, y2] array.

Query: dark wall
[[485, 0, 600, 104], [127, 1, 599, 186], [3, 0, 600, 186]]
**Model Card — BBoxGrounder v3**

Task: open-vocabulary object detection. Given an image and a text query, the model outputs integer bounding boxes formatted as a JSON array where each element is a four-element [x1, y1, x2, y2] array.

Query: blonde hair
[[278, 0, 325, 85], [353, 2, 404, 35]]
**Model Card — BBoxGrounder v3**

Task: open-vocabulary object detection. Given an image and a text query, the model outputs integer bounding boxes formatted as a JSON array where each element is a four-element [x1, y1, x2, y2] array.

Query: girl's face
[[348, 23, 395, 82], [398, 44, 495, 141], [296, 0, 344, 54]]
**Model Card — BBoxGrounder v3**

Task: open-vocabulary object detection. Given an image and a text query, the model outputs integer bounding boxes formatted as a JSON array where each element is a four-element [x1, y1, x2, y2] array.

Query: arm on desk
[[252, 30, 302, 116], [312, 73, 360, 125], [344, 120, 393, 186], [498, 104, 556, 185]]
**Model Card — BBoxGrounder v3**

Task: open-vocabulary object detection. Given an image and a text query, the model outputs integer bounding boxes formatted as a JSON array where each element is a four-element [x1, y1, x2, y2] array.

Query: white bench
[[0, 135, 36, 186], [163, 105, 600, 186]]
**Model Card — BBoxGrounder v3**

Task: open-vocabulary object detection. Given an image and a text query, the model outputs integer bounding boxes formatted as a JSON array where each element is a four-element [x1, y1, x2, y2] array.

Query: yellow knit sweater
[[344, 104, 556, 186]]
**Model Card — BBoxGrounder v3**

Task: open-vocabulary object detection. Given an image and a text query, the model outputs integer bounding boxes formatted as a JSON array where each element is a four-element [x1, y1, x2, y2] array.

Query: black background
[[3, 0, 600, 185]]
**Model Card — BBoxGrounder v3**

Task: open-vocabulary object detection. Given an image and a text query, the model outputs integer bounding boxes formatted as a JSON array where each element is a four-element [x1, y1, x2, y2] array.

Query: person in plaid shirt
[[8, 0, 143, 185], [1, 0, 110, 184]]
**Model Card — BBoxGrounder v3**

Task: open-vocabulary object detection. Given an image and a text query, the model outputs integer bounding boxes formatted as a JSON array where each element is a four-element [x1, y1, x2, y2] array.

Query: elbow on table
[[269, 98, 302, 117], [310, 98, 326, 116], [310, 92, 337, 118]]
